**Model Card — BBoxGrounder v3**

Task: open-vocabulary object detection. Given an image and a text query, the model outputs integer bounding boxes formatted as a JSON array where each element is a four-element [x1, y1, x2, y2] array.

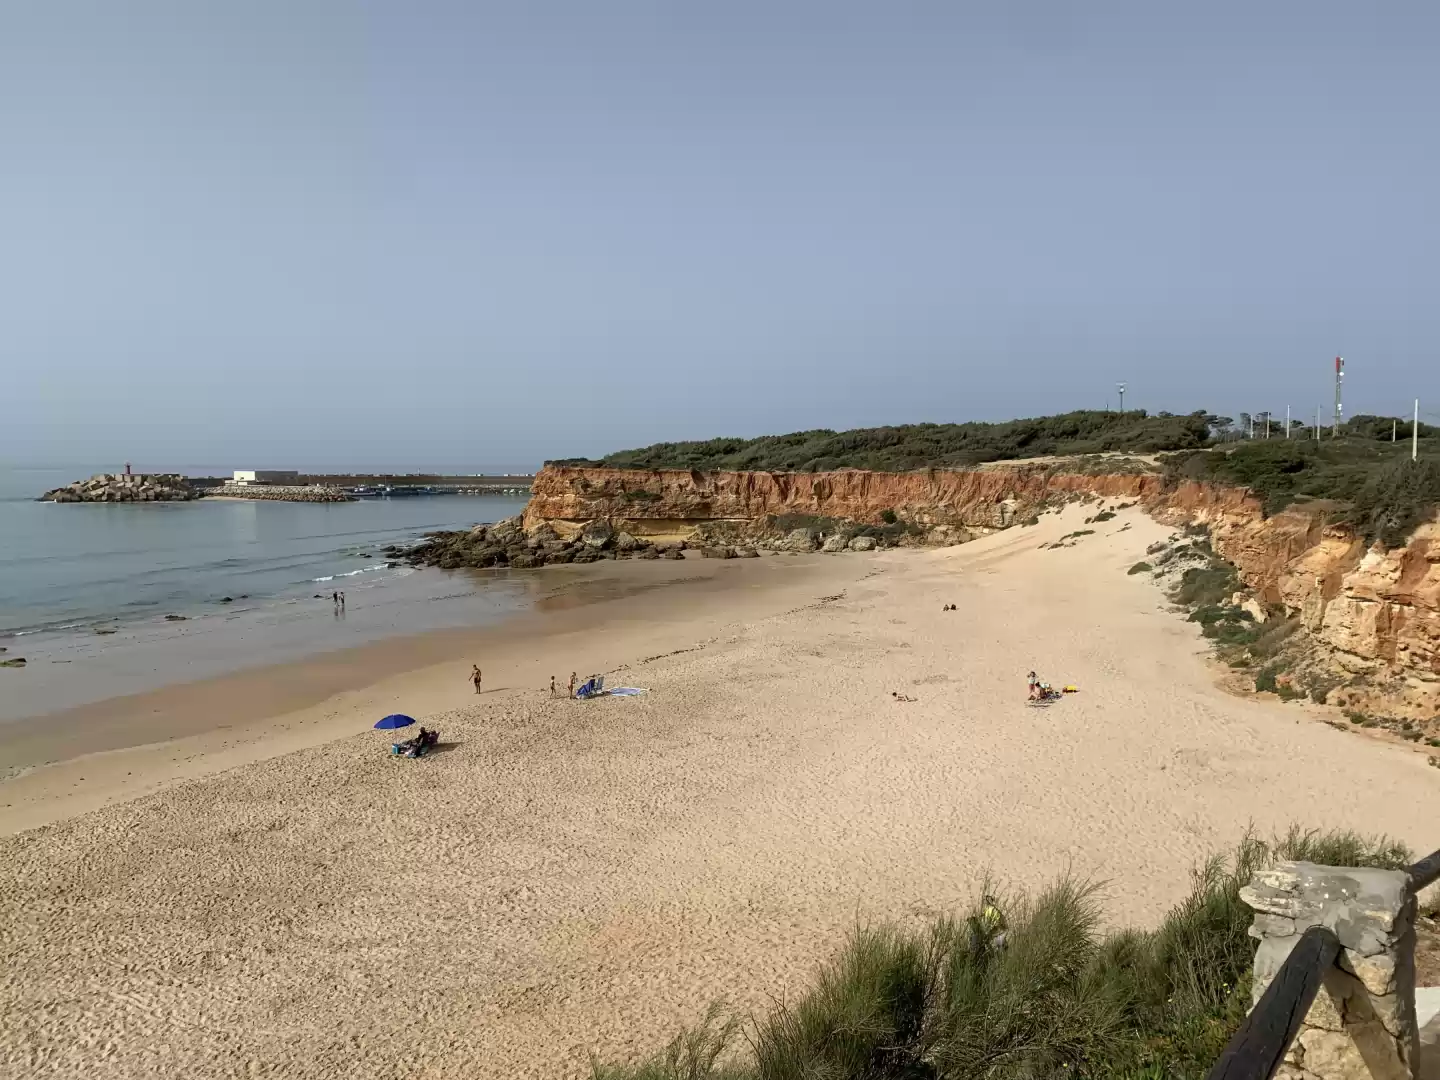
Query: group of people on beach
[[469, 667, 595, 700]]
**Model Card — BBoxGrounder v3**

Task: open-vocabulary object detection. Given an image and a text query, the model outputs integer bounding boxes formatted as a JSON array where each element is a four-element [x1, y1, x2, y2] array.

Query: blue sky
[[1, 2, 1435, 470]]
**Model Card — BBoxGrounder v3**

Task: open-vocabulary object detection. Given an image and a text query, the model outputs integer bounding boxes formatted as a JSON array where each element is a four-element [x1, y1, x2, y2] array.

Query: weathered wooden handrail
[[1204, 925, 1340, 1080], [1410, 847, 1440, 891], [1204, 847, 1438, 1080]]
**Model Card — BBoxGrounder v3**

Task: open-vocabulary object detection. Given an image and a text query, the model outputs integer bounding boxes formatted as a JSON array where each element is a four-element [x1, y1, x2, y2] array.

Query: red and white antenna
[[1332, 357, 1344, 437]]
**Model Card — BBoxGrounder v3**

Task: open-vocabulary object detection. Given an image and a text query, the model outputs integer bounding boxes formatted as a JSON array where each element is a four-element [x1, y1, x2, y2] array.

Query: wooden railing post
[[1239, 861, 1418, 1080]]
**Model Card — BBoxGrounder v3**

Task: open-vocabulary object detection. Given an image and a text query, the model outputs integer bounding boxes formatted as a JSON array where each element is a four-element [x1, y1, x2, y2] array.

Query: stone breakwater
[[41, 474, 200, 502], [206, 484, 352, 503]]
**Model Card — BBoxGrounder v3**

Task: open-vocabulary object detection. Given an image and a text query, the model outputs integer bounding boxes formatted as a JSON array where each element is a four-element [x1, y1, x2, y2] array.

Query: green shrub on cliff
[[1161, 426, 1440, 546], [590, 829, 1409, 1080], [552, 410, 1217, 474]]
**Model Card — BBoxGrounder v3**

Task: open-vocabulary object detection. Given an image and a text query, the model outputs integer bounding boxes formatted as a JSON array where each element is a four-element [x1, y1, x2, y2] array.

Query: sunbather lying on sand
[[891, 691, 917, 702]]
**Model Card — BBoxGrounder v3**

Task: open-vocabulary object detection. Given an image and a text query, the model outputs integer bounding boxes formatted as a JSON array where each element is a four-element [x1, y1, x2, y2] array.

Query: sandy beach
[[4, 506, 1438, 1079]]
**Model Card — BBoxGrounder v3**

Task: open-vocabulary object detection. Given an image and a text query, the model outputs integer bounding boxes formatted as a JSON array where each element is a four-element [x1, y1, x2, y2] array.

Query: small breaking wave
[[311, 564, 394, 583]]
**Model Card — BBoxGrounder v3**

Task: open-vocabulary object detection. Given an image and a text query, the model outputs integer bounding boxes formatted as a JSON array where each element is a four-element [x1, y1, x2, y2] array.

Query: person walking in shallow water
[[471, 665, 482, 694]]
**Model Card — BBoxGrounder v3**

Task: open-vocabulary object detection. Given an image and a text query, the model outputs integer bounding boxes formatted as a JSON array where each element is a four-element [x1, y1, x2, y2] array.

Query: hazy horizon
[[3, 3, 1436, 470]]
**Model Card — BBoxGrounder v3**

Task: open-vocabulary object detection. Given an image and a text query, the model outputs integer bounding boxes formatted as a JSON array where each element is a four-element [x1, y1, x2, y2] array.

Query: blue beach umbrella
[[375, 714, 416, 730]]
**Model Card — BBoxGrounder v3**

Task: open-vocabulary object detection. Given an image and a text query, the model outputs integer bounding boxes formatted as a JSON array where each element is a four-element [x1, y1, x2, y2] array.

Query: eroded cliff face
[[524, 463, 1167, 534], [1148, 490, 1437, 699], [526, 464, 1440, 716]]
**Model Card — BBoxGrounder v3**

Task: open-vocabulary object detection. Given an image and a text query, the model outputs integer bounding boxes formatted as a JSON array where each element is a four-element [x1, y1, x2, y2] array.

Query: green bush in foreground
[[592, 829, 1408, 1080]]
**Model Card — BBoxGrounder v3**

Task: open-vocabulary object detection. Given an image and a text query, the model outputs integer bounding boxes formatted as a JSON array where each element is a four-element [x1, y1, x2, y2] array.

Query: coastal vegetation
[[1161, 418, 1440, 547], [591, 829, 1409, 1080], [552, 410, 1219, 472]]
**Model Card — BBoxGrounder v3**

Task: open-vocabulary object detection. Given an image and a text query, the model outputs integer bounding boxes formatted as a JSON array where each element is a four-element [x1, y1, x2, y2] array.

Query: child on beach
[[568, 672, 576, 698], [549, 675, 557, 698], [471, 665, 482, 694]]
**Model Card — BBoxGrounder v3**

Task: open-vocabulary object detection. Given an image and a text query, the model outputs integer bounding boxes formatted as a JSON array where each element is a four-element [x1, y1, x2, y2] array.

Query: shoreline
[[0, 551, 856, 834]]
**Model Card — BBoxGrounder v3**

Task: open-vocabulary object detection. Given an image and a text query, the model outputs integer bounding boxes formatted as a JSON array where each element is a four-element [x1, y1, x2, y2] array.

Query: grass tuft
[[593, 829, 1409, 1080]]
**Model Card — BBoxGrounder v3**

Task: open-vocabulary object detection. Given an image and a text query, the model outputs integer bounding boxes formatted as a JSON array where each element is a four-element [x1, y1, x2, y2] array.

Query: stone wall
[[1242, 860, 1419, 1079], [205, 484, 352, 503]]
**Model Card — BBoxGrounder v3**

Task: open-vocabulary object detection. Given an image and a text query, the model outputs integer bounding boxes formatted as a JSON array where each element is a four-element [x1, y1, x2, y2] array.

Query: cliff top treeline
[[551, 410, 1217, 473]]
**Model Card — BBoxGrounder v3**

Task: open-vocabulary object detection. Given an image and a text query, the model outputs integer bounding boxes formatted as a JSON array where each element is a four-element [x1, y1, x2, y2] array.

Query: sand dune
[[4, 506, 1438, 1079]]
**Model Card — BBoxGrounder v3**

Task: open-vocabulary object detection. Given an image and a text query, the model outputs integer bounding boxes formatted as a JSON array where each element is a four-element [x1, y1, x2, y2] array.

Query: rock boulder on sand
[[848, 535, 878, 551], [581, 520, 615, 549]]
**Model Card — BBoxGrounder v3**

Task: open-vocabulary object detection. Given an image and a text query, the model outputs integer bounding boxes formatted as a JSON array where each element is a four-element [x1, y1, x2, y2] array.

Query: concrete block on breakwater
[[40, 474, 200, 502], [205, 484, 353, 503]]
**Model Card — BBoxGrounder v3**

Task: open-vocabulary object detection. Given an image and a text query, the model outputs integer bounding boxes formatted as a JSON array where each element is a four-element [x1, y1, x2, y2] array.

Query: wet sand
[[4, 506, 1438, 1078]]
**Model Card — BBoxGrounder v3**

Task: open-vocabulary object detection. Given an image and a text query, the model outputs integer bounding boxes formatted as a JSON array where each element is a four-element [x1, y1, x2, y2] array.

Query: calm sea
[[0, 467, 530, 637]]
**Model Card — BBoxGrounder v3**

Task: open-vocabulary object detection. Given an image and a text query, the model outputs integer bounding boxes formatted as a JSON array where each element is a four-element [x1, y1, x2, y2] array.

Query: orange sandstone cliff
[[524, 463, 1440, 715]]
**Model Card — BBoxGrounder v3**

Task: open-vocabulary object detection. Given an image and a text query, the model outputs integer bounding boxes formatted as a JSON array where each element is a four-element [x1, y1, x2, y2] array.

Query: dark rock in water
[[314, 593, 325, 598], [164, 614, 188, 621], [386, 561, 400, 568], [219, 596, 234, 603], [1, 658, 26, 668], [94, 628, 117, 635], [239, 594, 249, 599], [509, 552, 539, 570], [356, 553, 370, 558]]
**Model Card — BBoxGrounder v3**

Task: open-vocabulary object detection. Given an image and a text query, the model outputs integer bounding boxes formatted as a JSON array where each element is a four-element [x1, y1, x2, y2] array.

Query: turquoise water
[[0, 467, 529, 637]]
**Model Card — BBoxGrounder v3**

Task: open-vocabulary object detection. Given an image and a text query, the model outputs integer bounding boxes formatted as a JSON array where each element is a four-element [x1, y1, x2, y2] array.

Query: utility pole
[[1265, 411, 1271, 439], [1286, 405, 1291, 439], [1333, 356, 1344, 437], [1416, 399, 1421, 462], [1393, 419, 1398, 443], [1117, 382, 1126, 414], [1315, 406, 1321, 442]]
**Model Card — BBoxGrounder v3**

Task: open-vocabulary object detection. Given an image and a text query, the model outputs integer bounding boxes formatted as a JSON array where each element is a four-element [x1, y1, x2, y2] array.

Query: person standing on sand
[[471, 665, 482, 694], [568, 672, 576, 699], [549, 675, 557, 698], [340, 591, 346, 609], [332, 590, 338, 604]]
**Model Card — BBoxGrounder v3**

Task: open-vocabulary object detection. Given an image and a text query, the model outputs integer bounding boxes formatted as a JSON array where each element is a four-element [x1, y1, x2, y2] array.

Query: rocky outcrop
[[41, 474, 200, 502], [206, 484, 352, 503], [1148, 491, 1440, 719], [395, 517, 681, 570]]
